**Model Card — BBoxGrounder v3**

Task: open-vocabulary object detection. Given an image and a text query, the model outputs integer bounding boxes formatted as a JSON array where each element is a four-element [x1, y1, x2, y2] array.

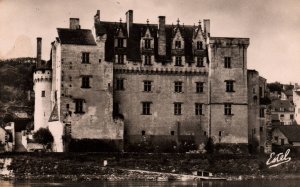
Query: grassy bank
[[0, 152, 300, 181]]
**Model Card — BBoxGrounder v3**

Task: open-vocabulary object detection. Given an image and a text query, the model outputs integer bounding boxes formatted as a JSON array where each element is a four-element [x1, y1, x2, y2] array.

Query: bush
[[33, 128, 54, 149]]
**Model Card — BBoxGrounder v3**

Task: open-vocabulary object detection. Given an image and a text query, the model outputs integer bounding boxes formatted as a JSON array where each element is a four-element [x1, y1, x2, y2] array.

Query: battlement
[[34, 70, 52, 82]]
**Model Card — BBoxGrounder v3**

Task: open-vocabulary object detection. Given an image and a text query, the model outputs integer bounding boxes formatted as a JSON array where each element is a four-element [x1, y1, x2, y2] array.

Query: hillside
[[0, 57, 38, 124]]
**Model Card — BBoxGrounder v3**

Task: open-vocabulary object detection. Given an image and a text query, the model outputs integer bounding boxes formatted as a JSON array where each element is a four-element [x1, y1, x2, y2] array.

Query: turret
[[33, 38, 52, 131]]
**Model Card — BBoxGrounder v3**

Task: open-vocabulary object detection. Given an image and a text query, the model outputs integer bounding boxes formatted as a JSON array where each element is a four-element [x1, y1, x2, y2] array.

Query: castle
[[33, 10, 268, 152]]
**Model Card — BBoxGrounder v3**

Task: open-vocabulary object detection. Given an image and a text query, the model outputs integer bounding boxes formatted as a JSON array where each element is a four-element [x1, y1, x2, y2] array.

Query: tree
[[205, 137, 215, 154], [33, 128, 54, 150]]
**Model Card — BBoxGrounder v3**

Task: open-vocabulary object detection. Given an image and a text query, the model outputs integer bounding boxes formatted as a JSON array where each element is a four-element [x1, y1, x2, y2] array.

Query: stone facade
[[33, 10, 271, 152]]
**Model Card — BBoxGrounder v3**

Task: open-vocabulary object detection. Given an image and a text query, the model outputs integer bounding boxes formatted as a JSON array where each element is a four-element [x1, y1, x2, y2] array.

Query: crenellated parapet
[[33, 70, 52, 83]]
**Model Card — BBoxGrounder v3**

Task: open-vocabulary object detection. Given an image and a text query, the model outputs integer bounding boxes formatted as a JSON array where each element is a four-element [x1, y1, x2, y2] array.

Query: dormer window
[[118, 38, 124, 48], [117, 55, 124, 64], [175, 56, 182, 66], [145, 39, 151, 49], [197, 41, 203, 50], [175, 41, 181, 49], [144, 55, 151, 65], [196, 57, 204, 67]]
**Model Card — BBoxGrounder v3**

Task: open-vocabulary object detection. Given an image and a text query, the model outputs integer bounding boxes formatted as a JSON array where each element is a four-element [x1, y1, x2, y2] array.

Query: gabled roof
[[49, 103, 59, 122], [273, 125, 300, 142], [57, 28, 96, 45]]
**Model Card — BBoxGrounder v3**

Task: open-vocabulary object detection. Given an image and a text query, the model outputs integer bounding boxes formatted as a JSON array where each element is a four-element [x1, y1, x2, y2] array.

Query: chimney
[[70, 18, 80, 29], [158, 16, 166, 56], [36, 37, 42, 67], [94, 10, 100, 24], [126, 10, 133, 37], [203, 19, 210, 37]]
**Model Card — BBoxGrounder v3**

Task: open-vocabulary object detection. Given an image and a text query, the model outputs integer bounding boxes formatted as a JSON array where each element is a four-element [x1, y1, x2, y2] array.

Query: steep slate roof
[[95, 21, 206, 63], [57, 28, 96, 45], [273, 125, 300, 142]]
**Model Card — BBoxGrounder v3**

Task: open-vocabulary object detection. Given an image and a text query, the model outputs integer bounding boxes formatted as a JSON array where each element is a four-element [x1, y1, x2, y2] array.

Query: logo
[[266, 149, 291, 168]]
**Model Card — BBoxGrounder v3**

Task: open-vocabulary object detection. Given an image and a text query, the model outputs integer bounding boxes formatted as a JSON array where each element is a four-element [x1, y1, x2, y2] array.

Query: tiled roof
[[271, 100, 294, 111], [57, 28, 96, 45], [273, 125, 300, 142], [95, 21, 207, 63]]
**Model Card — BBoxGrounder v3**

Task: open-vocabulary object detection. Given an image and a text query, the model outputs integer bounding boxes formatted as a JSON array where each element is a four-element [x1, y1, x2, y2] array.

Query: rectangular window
[[118, 38, 124, 47], [290, 114, 294, 119], [175, 41, 181, 49], [145, 39, 151, 49], [197, 41, 203, 50], [225, 80, 234, 92], [196, 82, 204, 93], [142, 130, 145, 136], [117, 55, 124, 64], [82, 52, 90, 64], [175, 56, 182, 66], [196, 57, 204, 67], [259, 108, 265, 118], [224, 103, 232, 115], [143, 81, 152, 92], [41, 90, 45, 97], [174, 81, 183, 93], [195, 103, 203, 115], [174, 102, 182, 115], [259, 87, 263, 98], [75, 99, 84, 113], [116, 79, 124, 90], [171, 131, 175, 136], [224, 57, 231, 68], [142, 102, 151, 115], [144, 55, 151, 65], [260, 127, 263, 132], [274, 136, 278, 142], [81, 76, 91, 88]]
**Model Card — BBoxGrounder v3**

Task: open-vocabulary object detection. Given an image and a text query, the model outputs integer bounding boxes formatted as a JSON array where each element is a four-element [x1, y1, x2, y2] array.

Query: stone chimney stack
[[94, 10, 100, 24], [204, 19, 210, 37], [158, 16, 166, 56], [36, 37, 42, 66], [126, 10, 133, 37], [70, 18, 80, 29]]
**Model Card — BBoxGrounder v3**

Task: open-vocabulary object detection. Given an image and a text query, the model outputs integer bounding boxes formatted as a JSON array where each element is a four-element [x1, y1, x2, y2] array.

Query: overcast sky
[[0, 0, 299, 83]]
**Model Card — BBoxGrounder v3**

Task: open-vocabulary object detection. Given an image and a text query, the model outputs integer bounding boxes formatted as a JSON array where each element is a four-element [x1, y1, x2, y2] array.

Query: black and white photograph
[[0, 0, 299, 186]]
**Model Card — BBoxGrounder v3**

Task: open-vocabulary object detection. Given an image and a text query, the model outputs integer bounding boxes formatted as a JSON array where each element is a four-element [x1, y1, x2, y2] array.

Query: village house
[[271, 125, 300, 146], [32, 10, 270, 152]]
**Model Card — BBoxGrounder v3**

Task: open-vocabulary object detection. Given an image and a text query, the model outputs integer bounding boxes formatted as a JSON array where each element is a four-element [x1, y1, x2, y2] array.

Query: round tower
[[33, 38, 52, 131]]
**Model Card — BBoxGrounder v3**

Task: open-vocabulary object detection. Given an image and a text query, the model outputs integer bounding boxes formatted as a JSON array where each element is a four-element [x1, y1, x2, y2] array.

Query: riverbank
[[0, 152, 300, 181]]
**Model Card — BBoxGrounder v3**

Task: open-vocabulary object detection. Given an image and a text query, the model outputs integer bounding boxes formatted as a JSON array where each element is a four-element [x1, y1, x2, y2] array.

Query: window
[[175, 56, 182, 66], [174, 103, 182, 115], [225, 80, 234, 92], [175, 41, 181, 49], [224, 103, 232, 115], [259, 87, 263, 98], [195, 103, 203, 115], [290, 114, 294, 119], [260, 127, 263, 132], [75, 99, 84, 113], [116, 79, 124, 90], [143, 81, 152, 92], [117, 38, 124, 47], [81, 76, 91, 88], [142, 102, 151, 115], [145, 39, 151, 49], [196, 57, 204, 67], [144, 55, 151, 65], [174, 81, 183, 93], [196, 82, 204, 93], [117, 55, 124, 64], [142, 130, 146, 136], [259, 108, 265, 118], [280, 114, 284, 118], [41, 90, 45, 97], [66, 104, 69, 109], [224, 57, 231, 68], [171, 131, 175, 136], [82, 52, 90, 64], [274, 136, 278, 142], [197, 41, 203, 50]]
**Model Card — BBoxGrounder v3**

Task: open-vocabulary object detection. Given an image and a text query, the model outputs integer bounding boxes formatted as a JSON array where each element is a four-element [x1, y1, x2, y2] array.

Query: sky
[[0, 0, 299, 84]]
